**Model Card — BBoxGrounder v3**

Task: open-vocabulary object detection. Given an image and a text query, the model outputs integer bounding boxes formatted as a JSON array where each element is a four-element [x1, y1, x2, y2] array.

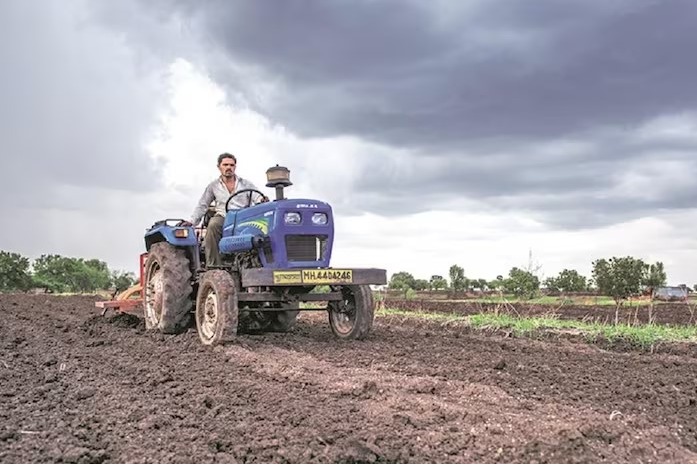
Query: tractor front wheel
[[195, 270, 239, 346], [143, 242, 193, 333], [328, 284, 374, 340]]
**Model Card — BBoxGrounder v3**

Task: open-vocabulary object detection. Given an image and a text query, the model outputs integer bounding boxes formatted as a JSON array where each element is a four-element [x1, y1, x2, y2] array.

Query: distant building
[[653, 286, 688, 301]]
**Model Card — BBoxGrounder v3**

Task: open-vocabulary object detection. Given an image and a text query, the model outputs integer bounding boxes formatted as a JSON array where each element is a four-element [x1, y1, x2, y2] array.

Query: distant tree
[[592, 256, 647, 305], [33, 255, 113, 293], [429, 275, 447, 290], [0, 250, 33, 292], [413, 279, 429, 291], [488, 275, 505, 292], [543, 277, 559, 292], [503, 267, 540, 299], [471, 278, 488, 291], [79, 259, 112, 292], [644, 262, 667, 292], [388, 271, 416, 292], [449, 265, 466, 292], [33, 254, 72, 293], [545, 269, 587, 293], [562, 269, 587, 292]]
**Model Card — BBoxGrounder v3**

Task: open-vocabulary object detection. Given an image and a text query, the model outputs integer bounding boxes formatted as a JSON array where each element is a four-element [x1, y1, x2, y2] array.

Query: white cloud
[[635, 112, 697, 144], [146, 59, 390, 215]]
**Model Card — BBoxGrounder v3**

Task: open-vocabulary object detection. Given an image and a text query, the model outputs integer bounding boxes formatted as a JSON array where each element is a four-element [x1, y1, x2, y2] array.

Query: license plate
[[301, 269, 353, 284]]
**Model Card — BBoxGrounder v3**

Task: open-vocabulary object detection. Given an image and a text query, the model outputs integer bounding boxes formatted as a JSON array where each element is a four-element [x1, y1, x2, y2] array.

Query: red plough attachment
[[95, 253, 148, 316]]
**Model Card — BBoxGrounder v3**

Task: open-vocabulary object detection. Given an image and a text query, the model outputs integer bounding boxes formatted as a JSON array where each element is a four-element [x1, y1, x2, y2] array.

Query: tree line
[[0, 250, 137, 295], [388, 256, 686, 304]]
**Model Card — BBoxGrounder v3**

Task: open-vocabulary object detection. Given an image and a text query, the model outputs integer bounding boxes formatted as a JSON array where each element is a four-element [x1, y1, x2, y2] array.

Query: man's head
[[217, 153, 237, 179]]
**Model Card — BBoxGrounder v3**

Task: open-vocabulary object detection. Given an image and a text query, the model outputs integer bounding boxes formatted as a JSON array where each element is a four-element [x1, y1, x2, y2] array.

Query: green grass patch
[[459, 295, 653, 306], [378, 307, 697, 348], [469, 313, 697, 347]]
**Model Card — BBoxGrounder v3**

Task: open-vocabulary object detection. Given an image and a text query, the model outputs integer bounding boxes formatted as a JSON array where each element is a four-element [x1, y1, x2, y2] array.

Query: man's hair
[[217, 153, 237, 166]]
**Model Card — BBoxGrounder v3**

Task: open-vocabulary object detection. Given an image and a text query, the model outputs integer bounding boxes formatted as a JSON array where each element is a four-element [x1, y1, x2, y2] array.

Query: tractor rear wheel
[[143, 242, 193, 333], [328, 284, 374, 340], [195, 270, 239, 346]]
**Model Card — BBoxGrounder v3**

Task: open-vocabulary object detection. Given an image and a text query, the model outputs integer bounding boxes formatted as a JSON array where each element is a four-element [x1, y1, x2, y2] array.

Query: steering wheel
[[225, 189, 269, 211]]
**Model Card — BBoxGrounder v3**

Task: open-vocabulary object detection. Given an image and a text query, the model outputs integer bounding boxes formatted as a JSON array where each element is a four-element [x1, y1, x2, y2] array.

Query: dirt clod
[[493, 358, 507, 370]]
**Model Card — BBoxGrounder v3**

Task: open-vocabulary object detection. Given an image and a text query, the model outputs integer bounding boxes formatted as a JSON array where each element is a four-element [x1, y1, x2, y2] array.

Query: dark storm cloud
[[161, 0, 697, 147], [20, 0, 692, 231], [0, 0, 166, 211], [114, 0, 697, 228]]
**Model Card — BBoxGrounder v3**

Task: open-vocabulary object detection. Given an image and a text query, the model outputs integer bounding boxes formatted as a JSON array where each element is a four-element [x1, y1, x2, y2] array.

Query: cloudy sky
[[2, 0, 697, 285]]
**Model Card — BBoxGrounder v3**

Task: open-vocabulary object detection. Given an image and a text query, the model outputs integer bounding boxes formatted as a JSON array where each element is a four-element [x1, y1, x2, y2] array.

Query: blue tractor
[[141, 165, 387, 345]]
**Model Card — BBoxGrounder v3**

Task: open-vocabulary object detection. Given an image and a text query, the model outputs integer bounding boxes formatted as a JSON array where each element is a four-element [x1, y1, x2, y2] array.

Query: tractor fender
[[144, 223, 197, 251]]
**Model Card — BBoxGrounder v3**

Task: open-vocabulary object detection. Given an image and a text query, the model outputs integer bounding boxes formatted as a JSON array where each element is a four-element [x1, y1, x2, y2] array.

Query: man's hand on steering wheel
[[225, 188, 270, 211]]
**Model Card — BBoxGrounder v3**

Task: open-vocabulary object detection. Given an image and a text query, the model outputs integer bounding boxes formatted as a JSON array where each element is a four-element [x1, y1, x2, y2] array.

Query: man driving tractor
[[181, 153, 268, 267]]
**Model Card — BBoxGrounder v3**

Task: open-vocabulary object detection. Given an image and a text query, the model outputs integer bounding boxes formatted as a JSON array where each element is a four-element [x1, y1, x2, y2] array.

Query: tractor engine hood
[[220, 199, 335, 269]]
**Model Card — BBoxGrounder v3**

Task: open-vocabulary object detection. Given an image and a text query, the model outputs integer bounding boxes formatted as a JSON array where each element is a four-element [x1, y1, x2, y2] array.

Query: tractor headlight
[[312, 213, 328, 225], [284, 212, 301, 225]]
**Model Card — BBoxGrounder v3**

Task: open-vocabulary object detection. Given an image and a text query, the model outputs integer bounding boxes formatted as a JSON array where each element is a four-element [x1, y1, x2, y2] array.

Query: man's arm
[[190, 183, 215, 225]]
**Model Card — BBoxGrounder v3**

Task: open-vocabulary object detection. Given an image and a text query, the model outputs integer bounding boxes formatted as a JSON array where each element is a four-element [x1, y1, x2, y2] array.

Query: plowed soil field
[[1, 294, 696, 463]]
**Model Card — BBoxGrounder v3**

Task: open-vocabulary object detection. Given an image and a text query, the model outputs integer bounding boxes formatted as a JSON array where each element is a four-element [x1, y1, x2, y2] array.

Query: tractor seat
[[196, 203, 217, 242]]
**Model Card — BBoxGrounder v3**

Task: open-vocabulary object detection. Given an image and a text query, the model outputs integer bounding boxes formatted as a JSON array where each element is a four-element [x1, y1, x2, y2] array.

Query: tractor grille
[[285, 235, 327, 262]]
